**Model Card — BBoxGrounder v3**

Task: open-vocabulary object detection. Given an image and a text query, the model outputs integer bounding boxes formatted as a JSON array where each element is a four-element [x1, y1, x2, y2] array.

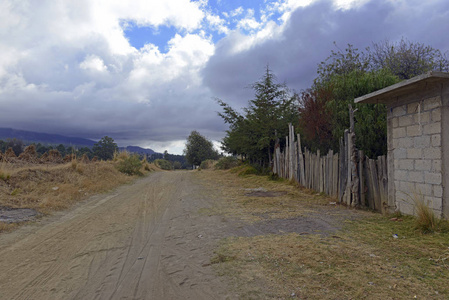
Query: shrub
[[117, 154, 143, 175], [414, 198, 439, 233], [410, 190, 449, 233], [154, 159, 172, 170], [200, 159, 216, 169], [114, 150, 130, 161], [143, 162, 151, 171], [237, 165, 258, 176], [215, 156, 240, 170]]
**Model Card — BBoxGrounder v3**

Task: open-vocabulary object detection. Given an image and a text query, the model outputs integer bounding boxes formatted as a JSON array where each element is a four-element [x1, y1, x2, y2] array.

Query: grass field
[[0, 158, 155, 232], [199, 169, 449, 299]]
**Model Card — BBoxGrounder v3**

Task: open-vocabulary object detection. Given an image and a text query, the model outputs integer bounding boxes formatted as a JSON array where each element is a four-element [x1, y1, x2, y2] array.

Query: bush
[[154, 159, 172, 170], [117, 154, 143, 175], [114, 150, 130, 161], [233, 165, 258, 176], [215, 156, 240, 170], [200, 159, 216, 169]]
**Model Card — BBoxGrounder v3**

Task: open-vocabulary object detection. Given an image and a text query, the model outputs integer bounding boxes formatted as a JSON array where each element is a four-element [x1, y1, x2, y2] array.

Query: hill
[[0, 128, 96, 147], [120, 146, 155, 155], [0, 128, 156, 154]]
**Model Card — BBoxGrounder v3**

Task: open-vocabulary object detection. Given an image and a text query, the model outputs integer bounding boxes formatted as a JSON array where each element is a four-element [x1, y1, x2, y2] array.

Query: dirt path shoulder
[[0, 171, 237, 300]]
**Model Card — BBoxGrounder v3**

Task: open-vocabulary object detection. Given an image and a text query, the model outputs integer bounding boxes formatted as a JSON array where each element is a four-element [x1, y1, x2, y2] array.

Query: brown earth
[[0, 170, 360, 299]]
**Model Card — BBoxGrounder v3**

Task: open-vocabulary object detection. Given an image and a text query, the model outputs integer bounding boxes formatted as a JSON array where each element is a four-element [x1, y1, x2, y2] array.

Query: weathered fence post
[[297, 134, 305, 186]]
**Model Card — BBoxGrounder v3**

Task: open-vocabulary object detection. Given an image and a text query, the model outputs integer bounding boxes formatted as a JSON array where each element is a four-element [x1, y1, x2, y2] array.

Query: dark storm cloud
[[1, 0, 449, 153], [203, 0, 449, 108]]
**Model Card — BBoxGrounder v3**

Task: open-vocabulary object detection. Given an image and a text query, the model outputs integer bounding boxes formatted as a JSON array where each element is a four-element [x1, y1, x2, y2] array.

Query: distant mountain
[[0, 128, 96, 147], [0, 128, 156, 154], [120, 146, 155, 155]]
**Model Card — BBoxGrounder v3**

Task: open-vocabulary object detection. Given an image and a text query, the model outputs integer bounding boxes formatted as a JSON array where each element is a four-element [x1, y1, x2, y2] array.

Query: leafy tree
[[77, 147, 93, 159], [298, 86, 335, 153], [184, 131, 219, 166], [56, 144, 66, 157], [0, 140, 7, 153], [6, 138, 24, 156], [93, 136, 118, 160], [320, 69, 399, 157], [369, 38, 449, 79], [217, 67, 299, 167], [299, 40, 446, 157]]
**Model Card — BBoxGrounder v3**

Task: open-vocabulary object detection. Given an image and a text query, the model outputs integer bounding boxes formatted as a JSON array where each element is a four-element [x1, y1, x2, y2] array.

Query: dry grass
[[196, 169, 331, 222], [0, 160, 152, 215], [203, 169, 449, 299], [113, 150, 131, 161]]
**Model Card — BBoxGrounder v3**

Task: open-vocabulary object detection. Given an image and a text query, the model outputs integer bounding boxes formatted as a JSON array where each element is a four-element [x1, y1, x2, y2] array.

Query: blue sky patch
[[124, 23, 179, 51]]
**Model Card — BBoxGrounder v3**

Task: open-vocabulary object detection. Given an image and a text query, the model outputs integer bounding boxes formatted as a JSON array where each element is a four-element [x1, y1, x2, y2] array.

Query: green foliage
[[77, 147, 94, 159], [324, 69, 399, 157], [0, 140, 7, 153], [217, 67, 299, 167], [116, 154, 143, 175], [184, 131, 219, 166], [56, 144, 66, 157], [300, 44, 402, 157], [301, 40, 448, 157], [236, 165, 258, 176], [370, 38, 449, 79], [93, 136, 118, 161], [173, 161, 182, 169], [154, 159, 173, 170], [215, 156, 240, 170], [6, 138, 24, 156]]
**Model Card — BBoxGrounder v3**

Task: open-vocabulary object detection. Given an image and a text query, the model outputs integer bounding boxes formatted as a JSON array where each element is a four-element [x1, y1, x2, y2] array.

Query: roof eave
[[354, 71, 449, 104]]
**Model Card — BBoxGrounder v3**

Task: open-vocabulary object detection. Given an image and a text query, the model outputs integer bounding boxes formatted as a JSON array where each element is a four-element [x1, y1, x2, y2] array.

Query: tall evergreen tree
[[217, 67, 299, 167], [93, 136, 118, 160]]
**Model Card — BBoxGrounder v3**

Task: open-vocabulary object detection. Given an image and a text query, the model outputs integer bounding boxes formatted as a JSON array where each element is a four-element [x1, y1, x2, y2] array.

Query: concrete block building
[[355, 72, 449, 218]]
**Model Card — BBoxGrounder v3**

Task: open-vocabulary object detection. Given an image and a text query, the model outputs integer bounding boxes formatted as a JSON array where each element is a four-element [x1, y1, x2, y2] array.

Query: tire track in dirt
[[0, 171, 234, 300]]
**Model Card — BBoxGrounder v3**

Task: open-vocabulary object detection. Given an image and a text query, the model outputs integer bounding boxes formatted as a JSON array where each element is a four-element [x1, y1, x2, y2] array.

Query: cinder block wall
[[388, 96, 443, 216]]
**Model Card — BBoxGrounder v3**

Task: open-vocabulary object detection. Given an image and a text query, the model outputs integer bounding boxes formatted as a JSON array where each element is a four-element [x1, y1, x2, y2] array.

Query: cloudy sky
[[1, 0, 448, 154]]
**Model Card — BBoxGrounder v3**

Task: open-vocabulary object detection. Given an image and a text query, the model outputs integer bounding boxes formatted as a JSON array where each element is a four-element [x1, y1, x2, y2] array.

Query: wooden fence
[[273, 124, 388, 213]]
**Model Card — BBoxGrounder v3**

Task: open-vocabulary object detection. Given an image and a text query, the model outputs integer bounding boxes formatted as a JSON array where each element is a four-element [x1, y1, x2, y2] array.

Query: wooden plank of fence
[[333, 153, 339, 198], [288, 124, 293, 180], [369, 159, 380, 211], [338, 138, 345, 202], [297, 134, 305, 186], [378, 155, 388, 214], [318, 154, 322, 192], [365, 156, 374, 209], [344, 130, 351, 205], [359, 150, 366, 207], [329, 150, 334, 196]]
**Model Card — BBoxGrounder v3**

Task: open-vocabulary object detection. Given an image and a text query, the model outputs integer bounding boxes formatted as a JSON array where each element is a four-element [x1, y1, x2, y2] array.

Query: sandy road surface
[[0, 171, 234, 300]]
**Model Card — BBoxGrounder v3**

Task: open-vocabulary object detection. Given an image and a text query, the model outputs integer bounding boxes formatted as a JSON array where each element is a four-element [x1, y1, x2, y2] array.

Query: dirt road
[[0, 171, 235, 300]]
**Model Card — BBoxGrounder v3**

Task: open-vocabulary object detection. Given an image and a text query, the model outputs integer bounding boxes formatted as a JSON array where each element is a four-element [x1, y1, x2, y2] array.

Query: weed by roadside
[[116, 154, 143, 176]]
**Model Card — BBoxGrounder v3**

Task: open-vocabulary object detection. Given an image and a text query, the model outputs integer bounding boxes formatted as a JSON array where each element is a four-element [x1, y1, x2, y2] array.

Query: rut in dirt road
[[0, 171, 234, 300]]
